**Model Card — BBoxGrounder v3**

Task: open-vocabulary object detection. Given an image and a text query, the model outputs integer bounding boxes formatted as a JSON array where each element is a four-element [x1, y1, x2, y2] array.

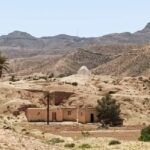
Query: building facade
[[25, 106, 98, 123]]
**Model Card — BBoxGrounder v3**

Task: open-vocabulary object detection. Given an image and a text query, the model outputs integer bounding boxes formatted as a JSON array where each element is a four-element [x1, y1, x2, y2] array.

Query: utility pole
[[76, 104, 79, 123], [47, 94, 50, 125], [77, 106, 79, 123]]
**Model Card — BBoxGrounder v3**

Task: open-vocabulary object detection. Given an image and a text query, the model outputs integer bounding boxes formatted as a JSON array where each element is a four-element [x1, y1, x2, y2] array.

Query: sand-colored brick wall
[[62, 108, 77, 121], [26, 107, 98, 123], [26, 107, 63, 122], [26, 108, 47, 122], [49, 107, 63, 122], [62, 108, 98, 123], [85, 108, 98, 123], [78, 109, 86, 123]]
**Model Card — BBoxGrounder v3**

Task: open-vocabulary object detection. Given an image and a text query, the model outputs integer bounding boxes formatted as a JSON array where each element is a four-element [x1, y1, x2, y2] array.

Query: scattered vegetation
[[64, 143, 75, 148], [109, 140, 121, 145], [72, 82, 78, 86], [12, 110, 20, 117], [9, 75, 20, 82], [10, 75, 15, 82], [96, 93, 123, 127], [81, 131, 90, 138], [138, 76, 143, 81], [79, 143, 91, 149], [48, 73, 54, 78], [48, 138, 64, 145], [0, 52, 9, 78], [139, 126, 150, 142]]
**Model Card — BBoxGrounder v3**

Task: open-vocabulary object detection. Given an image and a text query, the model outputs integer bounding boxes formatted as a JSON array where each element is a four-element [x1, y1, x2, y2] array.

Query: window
[[68, 111, 71, 115], [37, 112, 40, 115]]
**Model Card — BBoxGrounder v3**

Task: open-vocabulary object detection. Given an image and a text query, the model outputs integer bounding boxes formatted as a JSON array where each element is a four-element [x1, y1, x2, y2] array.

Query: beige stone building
[[25, 106, 98, 123]]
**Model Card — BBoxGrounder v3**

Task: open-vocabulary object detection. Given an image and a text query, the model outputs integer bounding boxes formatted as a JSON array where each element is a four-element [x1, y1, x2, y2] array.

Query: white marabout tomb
[[77, 66, 91, 76]]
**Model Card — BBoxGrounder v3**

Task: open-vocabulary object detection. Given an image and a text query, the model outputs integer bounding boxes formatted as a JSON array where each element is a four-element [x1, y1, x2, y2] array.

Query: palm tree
[[0, 52, 9, 78]]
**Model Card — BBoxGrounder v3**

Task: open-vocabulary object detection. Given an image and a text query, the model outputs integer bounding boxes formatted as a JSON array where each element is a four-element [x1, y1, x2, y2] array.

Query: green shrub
[[72, 82, 78, 86], [9, 75, 19, 82], [9, 75, 15, 82], [139, 126, 150, 142], [64, 143, 75, 148], [81, 131, 90, 137], [79, 143, 91, 149], [96, 94, 123, 127], [48, 73, 54, 78], [48, 138, 64, 144], [109, 140, 121, 145]]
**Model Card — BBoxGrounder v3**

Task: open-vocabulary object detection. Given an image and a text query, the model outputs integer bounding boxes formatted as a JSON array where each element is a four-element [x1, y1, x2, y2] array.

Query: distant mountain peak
[[144, 22, 150, 29], [54, 34, 80, 39], [134, 22, 150, 34], [7, 31, 35, 39]]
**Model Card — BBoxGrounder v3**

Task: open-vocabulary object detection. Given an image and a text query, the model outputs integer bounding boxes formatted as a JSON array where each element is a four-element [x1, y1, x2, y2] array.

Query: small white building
[[77, 66, 91, 76]]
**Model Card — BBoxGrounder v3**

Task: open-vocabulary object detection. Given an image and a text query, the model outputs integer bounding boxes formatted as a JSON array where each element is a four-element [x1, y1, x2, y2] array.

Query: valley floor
[[0, 120, 150, 150]]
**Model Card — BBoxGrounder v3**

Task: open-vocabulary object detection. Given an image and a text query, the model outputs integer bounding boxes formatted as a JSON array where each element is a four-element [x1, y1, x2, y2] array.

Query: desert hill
[[10, 44, 150, 77], [53, 49, 112, 77], [0, 23, 150, 77], [93, 45, 150, 76]]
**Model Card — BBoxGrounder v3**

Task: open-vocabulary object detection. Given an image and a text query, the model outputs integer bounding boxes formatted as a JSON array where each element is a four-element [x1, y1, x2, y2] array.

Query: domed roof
[[77, 66, 91, 76]]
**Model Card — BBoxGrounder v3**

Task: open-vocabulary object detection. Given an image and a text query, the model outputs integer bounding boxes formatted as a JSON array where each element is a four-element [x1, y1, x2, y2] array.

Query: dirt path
[[22, 123, 142, 141], [61, 130, 140, 141]]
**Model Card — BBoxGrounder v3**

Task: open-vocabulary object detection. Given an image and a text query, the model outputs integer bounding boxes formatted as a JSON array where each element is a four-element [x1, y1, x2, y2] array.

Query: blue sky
[[0, 0, 150, 37]]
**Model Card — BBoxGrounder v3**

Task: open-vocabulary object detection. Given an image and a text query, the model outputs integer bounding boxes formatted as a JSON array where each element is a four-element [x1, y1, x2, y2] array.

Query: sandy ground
[[18, 122, 150, 150], [21, 122, 143, 141], [0, 129, 62, 150]]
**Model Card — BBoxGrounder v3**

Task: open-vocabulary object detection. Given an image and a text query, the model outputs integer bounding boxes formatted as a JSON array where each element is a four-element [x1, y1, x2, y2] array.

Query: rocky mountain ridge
[[0, 23, 150, 77]]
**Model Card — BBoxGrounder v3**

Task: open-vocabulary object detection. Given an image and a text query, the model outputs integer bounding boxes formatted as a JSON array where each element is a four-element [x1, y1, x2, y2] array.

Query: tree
[[96, 94, 123, 127], [0, 52, 8, 78], [139, 126, 150, 142]]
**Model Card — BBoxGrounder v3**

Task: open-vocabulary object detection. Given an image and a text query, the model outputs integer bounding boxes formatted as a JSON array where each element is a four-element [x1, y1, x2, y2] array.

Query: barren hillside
[[0, 23, 150, 77], [93, 45, 150, 76], [53, 49, 112, 76]]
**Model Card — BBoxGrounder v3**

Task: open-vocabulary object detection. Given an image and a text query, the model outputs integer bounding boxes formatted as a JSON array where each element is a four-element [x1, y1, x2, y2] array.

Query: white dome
[[77, 66, 91, 76]]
